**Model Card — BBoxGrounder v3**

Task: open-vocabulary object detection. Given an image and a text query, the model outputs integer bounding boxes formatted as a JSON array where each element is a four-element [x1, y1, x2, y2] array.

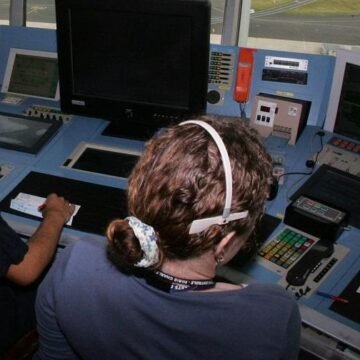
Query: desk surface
[[0, 109, 359, 358]]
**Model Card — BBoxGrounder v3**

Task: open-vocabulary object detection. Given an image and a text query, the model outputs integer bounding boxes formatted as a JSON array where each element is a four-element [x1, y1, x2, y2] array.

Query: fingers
[[62, 201, 75, 224], [45, 193, 64, 206], [42, 194, 76, 222], [45, 193, 69, 207], [68, 202, 76, 216]]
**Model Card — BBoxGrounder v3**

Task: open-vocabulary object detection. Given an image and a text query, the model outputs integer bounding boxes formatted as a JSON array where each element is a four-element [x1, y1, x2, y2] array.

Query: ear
[[214, 231, 237, 259]]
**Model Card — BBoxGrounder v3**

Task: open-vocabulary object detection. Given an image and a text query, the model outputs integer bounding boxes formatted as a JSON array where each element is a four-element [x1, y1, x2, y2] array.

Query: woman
[[34, 116, 301, 359]]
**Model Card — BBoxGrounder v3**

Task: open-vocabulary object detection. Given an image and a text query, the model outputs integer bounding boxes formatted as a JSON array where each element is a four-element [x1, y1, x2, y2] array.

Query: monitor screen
[[0, 112, 61, 153], [1, 48, 60, 100], [55, 0, 210, 140], [324, 49, 360, 141], [63, 142, 141, 178]]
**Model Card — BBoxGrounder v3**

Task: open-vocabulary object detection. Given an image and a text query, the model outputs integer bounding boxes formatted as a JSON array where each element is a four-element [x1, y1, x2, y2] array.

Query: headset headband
[[180, 120, 248, 234]]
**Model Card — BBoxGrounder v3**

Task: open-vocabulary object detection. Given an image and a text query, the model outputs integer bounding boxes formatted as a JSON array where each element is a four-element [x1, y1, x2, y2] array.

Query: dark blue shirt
[[0, 215, 30, 352], [35, 237, 301, 360]]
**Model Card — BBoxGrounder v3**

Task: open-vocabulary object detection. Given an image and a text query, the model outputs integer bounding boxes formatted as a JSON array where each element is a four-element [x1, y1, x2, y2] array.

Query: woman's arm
[[6, 193, 74, 285]]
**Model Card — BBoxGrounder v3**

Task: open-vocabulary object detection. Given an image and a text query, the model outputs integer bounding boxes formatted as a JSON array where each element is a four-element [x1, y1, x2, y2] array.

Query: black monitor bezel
[[324, 49, 360, 141], [55, 0, 211, 138]]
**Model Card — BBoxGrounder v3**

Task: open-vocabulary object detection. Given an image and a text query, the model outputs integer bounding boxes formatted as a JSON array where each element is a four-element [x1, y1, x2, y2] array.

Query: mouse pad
[[0, 171, 127, 235], [330, 271, 360, 324]]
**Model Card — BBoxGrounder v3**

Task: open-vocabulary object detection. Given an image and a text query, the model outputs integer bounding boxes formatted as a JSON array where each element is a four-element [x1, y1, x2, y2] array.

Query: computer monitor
[[1, 48, 60, 101], [55, 0, 211, 140], [323, 49, 360, 141]]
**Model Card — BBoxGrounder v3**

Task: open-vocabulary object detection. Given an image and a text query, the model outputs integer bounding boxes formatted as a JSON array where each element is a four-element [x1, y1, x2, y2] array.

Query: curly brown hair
[[107, 115, 273, 268]]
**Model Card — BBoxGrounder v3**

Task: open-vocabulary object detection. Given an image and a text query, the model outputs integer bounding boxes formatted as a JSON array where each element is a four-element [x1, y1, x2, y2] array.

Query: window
[[210, 0, 226, 43], [247, 0, 360, 54], [4, 0, 359, 56], [26, 0, 55, 28], [23, 0, 226, 37], [0, 0, 10, 25]]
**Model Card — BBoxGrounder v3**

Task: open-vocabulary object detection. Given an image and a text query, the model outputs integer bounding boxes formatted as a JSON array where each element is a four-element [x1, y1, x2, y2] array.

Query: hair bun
[[106, 219, 144, 268]]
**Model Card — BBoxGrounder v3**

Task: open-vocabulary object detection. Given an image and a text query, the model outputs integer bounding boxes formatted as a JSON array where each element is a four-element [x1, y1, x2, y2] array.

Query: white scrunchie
[[126, 216, 159, 268]]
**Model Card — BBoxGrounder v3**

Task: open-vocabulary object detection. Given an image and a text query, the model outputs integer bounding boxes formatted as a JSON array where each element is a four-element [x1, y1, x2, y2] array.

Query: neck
[[160, 251, 217, 281]]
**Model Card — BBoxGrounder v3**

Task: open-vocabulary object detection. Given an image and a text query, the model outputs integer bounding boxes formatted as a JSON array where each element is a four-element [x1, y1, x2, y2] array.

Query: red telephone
[[233, 48, 256, 103]]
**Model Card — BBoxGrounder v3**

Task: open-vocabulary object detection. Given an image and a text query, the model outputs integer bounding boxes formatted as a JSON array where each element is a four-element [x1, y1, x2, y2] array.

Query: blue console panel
[[207, 44, 335, 127]]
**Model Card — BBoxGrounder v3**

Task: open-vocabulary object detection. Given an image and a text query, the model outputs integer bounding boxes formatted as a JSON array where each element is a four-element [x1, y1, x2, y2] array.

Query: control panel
[[262, 55, 309, 85], [292, 196, 347, 225], [317, 137, 360, 177], [258, 226, 349, 298], [205, 45, 335, 123], [264, 56, 309, 71], [25, 104, 71, 123], [279, 242, 348, 299], [206, 45, 248, 117], [207, 47, 237, 107], [252, 98, 277, 128], [284, 195, 348, 242], [250, 93, 310, 145]]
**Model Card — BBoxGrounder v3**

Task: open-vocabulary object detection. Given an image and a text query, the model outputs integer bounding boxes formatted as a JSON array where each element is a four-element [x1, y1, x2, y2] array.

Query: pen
[[316, 291, 349, 304]]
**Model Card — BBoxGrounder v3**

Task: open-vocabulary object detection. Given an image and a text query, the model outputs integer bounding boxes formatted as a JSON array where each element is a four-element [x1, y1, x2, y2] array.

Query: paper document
[[10, 192, 80, 226]]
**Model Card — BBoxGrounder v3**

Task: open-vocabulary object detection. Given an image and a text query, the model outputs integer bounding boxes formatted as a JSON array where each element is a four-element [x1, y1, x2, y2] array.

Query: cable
[[305, 130, 325, 169], [277, 130, 325, 202], [239, 102, 247, 121], [277, 130, 325, 182]]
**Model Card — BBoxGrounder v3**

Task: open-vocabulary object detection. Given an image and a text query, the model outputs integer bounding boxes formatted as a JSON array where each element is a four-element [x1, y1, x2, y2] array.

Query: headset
[[180, 120, 248, 234], [180, 120, 276, 234]]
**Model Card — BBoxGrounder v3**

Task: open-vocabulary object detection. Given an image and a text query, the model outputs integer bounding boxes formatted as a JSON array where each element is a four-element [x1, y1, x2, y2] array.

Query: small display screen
[[8, 54, 59, 99], [0, 112, 61, 153], [72, 148, 139, 178], [260, 105, 271, 113], [1, 49, 60, 100], [274, 59, 299, 67]]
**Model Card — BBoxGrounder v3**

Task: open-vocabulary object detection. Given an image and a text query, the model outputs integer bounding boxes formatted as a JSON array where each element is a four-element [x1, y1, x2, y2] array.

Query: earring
[[216, 254, 225, 264]]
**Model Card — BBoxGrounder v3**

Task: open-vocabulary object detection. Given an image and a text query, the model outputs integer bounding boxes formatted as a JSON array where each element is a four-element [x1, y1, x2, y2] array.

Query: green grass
[[252, 0, 360, 15], [252, 0, 291, 11]]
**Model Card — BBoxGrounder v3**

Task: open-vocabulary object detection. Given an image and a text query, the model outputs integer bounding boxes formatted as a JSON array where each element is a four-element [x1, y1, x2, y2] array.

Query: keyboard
[[258, 227, 315, 269]]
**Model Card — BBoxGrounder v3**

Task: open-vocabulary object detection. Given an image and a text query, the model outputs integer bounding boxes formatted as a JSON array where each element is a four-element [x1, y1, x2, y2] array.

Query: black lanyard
[[146, 270, 216, 293]]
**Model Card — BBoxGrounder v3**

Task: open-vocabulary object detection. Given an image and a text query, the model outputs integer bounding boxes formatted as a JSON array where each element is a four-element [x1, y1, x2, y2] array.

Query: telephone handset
[[286, 239, 334, 286], [233, 48, 256, 103]]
